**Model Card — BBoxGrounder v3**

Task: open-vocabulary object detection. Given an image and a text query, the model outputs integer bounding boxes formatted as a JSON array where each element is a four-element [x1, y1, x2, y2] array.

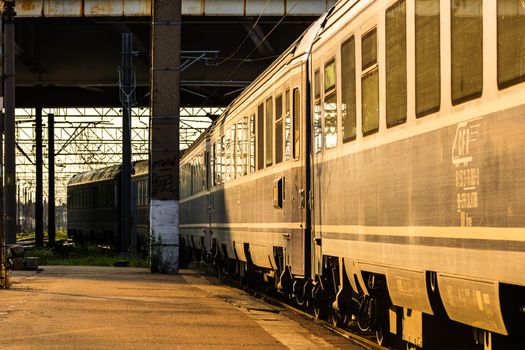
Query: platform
[[0, 266, 363, 349]]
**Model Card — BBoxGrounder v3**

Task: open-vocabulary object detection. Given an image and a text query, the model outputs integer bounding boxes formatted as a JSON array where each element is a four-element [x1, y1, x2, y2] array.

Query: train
[[68, 0, 525, 349], [67, 160, 149, 253]]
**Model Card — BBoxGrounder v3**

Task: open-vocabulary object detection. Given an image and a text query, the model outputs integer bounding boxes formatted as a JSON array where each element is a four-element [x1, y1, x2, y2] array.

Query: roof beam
[[15, 0, 336, 17]]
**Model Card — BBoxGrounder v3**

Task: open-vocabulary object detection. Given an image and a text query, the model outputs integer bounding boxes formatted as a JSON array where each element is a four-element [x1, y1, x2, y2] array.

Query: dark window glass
[[275, 94, 283, 164], [250, 114, 256, 173], [341, 36, 356, 142], [257, 103, 264, 170], [362, 28, 377, 70], [451, 0, 483, 105], [285, 89, 291, 161], [324, 59, 337, 149], [386, 0, 407, 127], [265, 97, 273, 167], [498, 0, 525, 89], [314, 70, 321, 99], [293, 88, 301, 159], [416, 0, 440, 117], [236, 121, 243, 178], [362, 28, 379, 135], [324, 60, 336, 92], [314, 69, 322, 153], [242, 116, 249, 175], [224, 128, 232, 182]]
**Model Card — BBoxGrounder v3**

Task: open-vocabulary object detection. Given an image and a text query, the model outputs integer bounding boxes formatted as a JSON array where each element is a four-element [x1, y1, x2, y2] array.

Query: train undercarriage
[[181, 238, 525, 350]]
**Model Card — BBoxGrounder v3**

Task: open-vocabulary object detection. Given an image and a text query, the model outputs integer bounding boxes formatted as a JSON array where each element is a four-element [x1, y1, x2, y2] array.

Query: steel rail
[[213, 272, 389, 350]]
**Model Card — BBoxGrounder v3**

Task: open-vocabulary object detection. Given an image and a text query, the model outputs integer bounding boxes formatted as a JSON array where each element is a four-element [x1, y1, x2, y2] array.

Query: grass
[[17, 229, 68, 242], [26, 243, 149, 268]]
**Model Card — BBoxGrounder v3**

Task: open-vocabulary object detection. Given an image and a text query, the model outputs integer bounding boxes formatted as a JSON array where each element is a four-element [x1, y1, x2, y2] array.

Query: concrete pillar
[[149, 0, 181, 273], [3, 0, 16, 244]]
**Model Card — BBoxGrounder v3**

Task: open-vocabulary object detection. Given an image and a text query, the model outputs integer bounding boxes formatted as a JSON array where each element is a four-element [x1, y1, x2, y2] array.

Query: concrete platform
[[0, 266, 364, 349]]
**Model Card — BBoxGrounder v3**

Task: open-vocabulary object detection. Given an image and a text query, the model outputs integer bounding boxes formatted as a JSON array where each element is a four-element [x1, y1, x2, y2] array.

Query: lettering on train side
[[452, 120, 482, 227]]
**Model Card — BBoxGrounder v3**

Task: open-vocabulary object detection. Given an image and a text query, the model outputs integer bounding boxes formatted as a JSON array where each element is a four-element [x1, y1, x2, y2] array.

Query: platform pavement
[[0, 266, 364, 349]]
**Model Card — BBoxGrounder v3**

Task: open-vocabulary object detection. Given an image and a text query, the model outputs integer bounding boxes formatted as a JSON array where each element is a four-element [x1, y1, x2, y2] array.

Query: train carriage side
[[180, 132, 211, 254], [179, 17, 329, 284], [131, 160, 150, 254], [308, 0, 525, 348], [67, 165, 121, 244]]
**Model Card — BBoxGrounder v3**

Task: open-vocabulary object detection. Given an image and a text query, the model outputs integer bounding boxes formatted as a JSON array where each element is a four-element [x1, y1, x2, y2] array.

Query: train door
[[285, 72, 308, 277], [311, 65, 323, 278]]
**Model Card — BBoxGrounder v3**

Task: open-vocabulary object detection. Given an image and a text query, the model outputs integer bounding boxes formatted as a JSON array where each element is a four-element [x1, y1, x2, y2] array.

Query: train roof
[[68, 160, 148, 187]]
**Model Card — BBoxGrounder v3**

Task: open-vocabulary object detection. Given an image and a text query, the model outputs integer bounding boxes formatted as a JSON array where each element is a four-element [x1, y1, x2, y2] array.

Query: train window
[[314, 69, 322, 153], [361, 28, 379, 135], [451, 0, 483, 105], [219, 136, 225, 184], [275, 94, 284, 164], [236, 121, 243, 178], [416, 0, 440, 117], [362, 27, 378, 70], [386, 0, 407, 127], [293, 88, 301, 160], [214, 140, 222, 185], [324, 59, 337, 149], [341, 36, 356, 143], [324, 60, 336, 92], [225, 128, 232, 182], [314, 70, 321, 99], [250, 114, 256, 173], [284, 89, 291, 161], [257, 103, 264, 170], [265, 97, 274, 167], [242, 116, 249, 175], [211, 142, 216, 186], [498, 0, 525, 89]]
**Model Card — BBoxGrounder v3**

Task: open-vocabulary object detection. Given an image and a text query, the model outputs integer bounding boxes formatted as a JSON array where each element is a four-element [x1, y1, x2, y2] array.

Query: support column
[[119, 32, 136, 257], [149, 0, 181, 273], [35, 107, 44, 247], [3, 0, 16, 244], [47, 113, 55, 246], [0, 9, 5, 287]]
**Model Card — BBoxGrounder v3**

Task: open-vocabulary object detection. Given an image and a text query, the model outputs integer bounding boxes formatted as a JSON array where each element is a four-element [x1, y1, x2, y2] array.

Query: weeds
[[25, 243, 149, 268]]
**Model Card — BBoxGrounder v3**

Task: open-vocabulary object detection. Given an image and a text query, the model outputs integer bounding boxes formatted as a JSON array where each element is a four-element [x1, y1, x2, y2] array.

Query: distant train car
[[67, 160, 149, 252], [179, 1, 525, 349]]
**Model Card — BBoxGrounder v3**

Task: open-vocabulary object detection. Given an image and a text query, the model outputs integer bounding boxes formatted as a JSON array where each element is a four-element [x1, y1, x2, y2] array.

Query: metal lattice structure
[[15, 107, 221, 206]]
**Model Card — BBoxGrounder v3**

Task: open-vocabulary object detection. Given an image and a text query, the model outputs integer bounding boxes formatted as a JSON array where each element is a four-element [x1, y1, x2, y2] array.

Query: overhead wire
[[201, 0, 303, 106], [214, 0, 273, 66]]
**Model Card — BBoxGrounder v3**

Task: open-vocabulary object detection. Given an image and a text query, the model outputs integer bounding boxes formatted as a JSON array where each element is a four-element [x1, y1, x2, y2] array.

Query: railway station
[[0, 0, 524, 349]]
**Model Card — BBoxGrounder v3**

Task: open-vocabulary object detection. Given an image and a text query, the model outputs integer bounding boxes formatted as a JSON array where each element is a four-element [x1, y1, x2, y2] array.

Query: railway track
[[261, 292, 390, 350], [212, 269, 389, 350]]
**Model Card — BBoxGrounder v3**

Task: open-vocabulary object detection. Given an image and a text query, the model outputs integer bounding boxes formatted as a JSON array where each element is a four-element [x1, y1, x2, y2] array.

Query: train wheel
[[405, 342, 422, 350], [312, 282, 328, 320], [357, 296, 377, 332], [375, 321, 392, 347], [328, 309, 348, 328]]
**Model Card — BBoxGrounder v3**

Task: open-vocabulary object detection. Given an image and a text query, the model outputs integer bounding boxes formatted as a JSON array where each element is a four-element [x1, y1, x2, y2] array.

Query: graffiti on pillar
[[151, 154, 179, 199]]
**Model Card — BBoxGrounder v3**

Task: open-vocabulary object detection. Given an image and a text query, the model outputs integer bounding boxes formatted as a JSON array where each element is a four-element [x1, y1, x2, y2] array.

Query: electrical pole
[[0, 5, 4, 287], [47, 113, 55, 246], [3, 0, 16, 245], [35, 107, 44, 247], [119, 33, 136, 257]]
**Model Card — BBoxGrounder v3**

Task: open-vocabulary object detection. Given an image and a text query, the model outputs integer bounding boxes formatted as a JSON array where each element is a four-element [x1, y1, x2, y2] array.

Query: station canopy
[[14, 0, 334, 107]]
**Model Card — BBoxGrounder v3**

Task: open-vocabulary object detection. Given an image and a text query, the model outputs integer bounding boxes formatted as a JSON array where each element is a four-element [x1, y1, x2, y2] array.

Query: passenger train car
[[67, 160, 149, 252], [179, 0, 525, 349]]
